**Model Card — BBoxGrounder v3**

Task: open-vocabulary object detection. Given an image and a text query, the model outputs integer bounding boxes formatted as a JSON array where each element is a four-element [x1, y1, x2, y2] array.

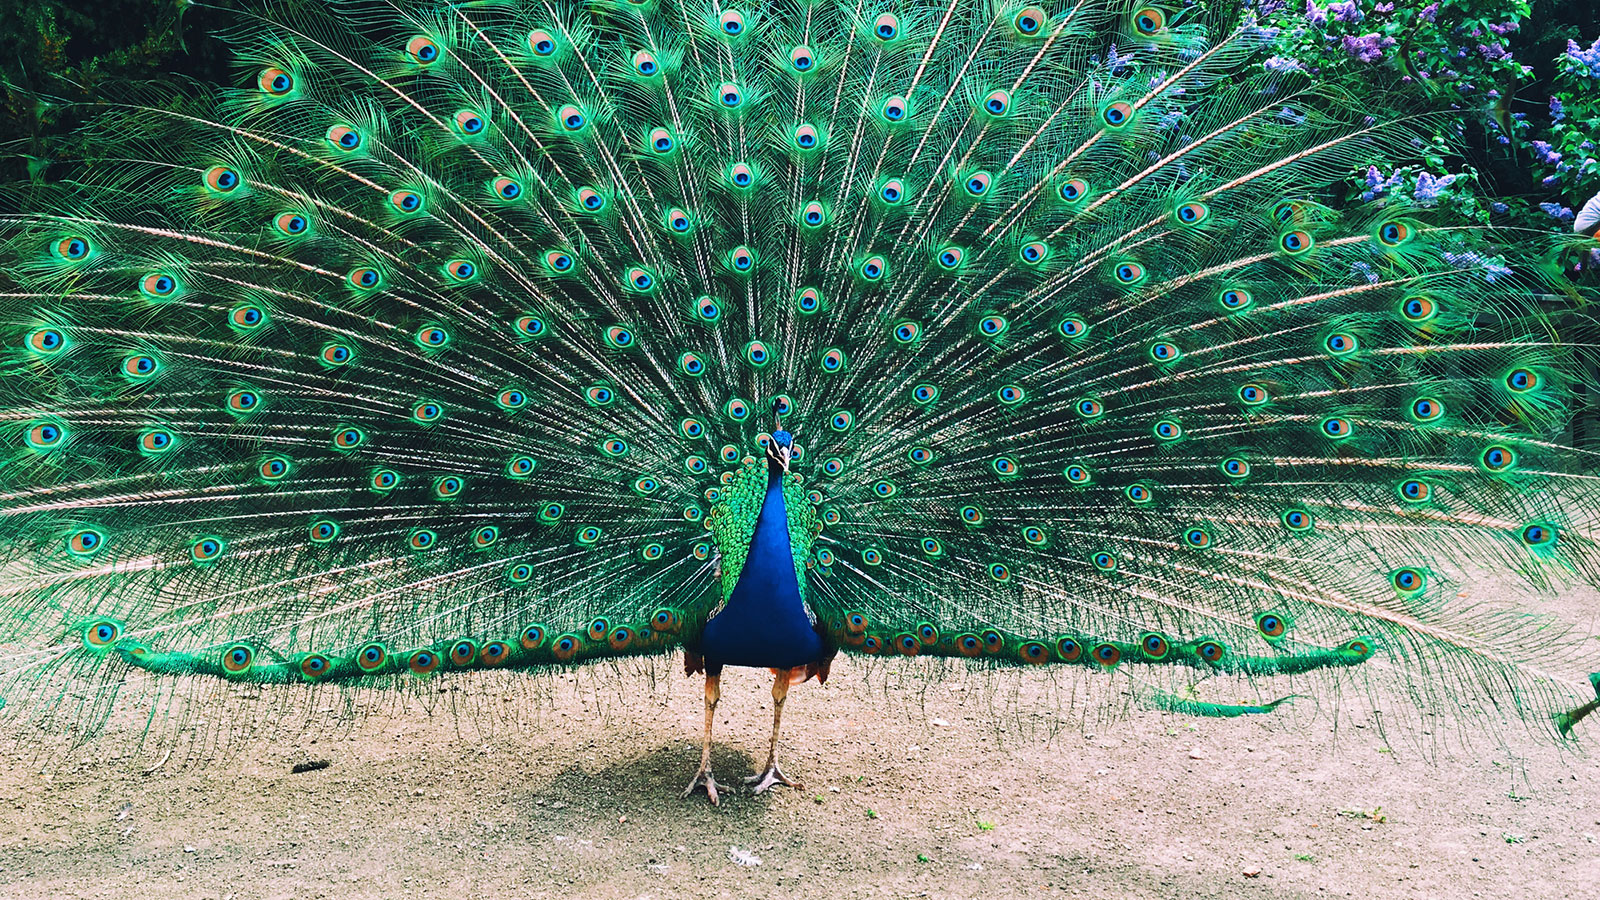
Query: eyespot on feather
[[406, 36, 439, 64], [257, 67, 294, 96]]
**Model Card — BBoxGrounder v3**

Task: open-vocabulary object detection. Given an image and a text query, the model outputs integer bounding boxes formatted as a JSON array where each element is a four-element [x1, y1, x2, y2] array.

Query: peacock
[[2, 0, 1599, 805]]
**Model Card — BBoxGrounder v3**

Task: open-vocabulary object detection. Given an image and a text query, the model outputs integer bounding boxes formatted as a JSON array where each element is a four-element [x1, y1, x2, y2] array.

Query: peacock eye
[[1280, 229, 1313, 254], [492, 176, 523, 201], [1059, 178, 1088, 203], [1013, 7, 1045, 35], [391, 190, 424, 213], [274, 212, 309, 235], [204, 166, 241, 193], [1378, 220, 1411, 246], [406, 36, 439, 64], [1133, 7, 1167, 34], [1174, 202, 1209, 226], [258, 67, 294, 95], [28, 420, 66, 450], [626, 267, 655, 291], [326, 125, 362, 151]]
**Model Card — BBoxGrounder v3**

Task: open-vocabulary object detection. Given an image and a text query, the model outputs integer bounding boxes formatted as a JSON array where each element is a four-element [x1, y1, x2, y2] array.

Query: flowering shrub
[[1213, 0, 1599, 236]]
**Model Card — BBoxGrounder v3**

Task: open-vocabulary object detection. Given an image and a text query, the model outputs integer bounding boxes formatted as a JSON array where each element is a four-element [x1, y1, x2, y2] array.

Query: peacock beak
[[767, 443, 791, 473]]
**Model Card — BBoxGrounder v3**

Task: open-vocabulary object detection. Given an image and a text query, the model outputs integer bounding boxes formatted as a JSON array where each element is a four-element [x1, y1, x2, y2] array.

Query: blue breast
[[699, 473, 823, 669]]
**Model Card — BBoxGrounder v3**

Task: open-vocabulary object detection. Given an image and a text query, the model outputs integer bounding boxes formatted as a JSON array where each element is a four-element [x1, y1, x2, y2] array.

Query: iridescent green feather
[[0, 0, 1596, 749]]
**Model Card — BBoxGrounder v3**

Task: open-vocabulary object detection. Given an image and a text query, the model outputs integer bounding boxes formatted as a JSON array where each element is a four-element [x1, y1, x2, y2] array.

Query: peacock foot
[[743, 762, 801, 794], [683, 767, 720, 806]]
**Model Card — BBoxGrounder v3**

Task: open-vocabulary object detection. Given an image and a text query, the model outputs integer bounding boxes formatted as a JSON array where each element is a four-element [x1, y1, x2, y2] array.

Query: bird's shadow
[[517, 742, 786, 816]]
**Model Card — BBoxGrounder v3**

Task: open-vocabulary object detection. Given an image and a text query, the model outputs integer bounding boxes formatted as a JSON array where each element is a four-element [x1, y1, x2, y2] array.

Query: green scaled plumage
[[1, 0, 1598, 753]]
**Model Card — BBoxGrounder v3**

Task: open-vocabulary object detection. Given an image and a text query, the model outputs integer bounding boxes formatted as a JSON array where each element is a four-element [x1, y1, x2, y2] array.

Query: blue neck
[[698, 470, 823, 669]]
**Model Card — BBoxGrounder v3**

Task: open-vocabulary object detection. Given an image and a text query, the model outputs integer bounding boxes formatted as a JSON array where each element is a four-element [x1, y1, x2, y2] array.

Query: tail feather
[[0, 0, 1596, 749]]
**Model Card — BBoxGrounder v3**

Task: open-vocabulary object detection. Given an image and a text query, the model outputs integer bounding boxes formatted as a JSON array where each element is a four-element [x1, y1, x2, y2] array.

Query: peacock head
[[767, 429, 793, 474]]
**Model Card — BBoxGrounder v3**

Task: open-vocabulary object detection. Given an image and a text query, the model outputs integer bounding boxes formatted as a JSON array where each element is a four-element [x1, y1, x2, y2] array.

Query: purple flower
[[1304, 0, 1327, 27], [1444, 252, 1511, 283], [1487, 22, 1518, 36], [1341, 33, 1395, 64], [1567, 39, 1600, 78], [1412, 172, 1456, 206], [1540, 202, 1574, 221], [1491, 202, 1509, 213], [1327, 0, 1362, 24], [1419, 3, 1438, 23], [1360, 166, 1403, 202], [1264, 55, 1305, 72], [1531, 140, 1562, 165], [1478, 43, 1509, 62], [1550, 97, 1566, 122], [1374, 2, 1393, 11]]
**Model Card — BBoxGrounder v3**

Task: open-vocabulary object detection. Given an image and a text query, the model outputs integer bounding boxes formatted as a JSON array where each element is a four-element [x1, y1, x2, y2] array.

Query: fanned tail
[[0, 1, 1596, 750]]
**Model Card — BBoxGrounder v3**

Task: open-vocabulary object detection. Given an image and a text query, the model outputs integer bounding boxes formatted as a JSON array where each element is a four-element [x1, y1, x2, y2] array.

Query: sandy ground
[[0, 601, 1596, 900]]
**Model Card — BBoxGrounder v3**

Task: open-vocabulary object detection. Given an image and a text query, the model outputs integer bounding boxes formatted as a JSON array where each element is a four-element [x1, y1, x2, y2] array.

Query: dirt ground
[[1, 598, 1597, 900]]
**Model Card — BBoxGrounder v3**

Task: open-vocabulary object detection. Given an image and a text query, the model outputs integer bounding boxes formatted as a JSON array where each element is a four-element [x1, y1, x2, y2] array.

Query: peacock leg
[[745, 667, 802, 794], [683, 673, 721, 805]]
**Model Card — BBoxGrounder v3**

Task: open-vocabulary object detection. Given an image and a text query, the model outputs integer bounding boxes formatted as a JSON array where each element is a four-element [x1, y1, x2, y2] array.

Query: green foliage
[[1201, 1, 1600, 237], [0, 0, 231, 182]]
